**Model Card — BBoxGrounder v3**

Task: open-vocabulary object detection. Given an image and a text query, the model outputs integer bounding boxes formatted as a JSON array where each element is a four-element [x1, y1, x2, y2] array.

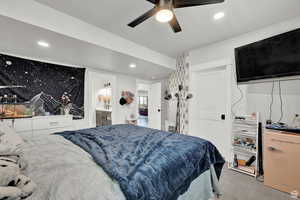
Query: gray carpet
[[219, 167, 291, 200]]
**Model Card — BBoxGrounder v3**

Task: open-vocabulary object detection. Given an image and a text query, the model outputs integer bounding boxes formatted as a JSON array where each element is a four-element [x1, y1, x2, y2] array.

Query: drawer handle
[[268, 146, 277, 151], [49, 122, 59, 126]]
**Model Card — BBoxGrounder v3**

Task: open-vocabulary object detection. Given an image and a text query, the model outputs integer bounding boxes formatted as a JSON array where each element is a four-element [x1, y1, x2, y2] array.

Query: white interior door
[[189, 66, 231, 160], [148, 82, 161, 130]]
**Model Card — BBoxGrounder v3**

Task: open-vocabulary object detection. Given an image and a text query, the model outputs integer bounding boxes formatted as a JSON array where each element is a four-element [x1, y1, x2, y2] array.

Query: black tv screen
[[235, 28, 300, 83]]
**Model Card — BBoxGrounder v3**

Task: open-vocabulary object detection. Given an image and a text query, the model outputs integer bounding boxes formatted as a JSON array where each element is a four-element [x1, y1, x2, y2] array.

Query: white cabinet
[[4, 115, 74, 136], [3, 118, 33, 134], [32, 115, 73, 131]]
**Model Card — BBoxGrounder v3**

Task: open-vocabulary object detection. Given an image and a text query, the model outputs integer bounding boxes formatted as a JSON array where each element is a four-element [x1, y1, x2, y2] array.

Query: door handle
[[221, 114, 226, 120], [158, 109, 161, 112]]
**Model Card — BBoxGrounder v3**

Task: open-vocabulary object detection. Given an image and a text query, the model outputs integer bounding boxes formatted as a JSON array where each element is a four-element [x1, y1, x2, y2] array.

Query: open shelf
[[228, 165, 256, 177], [230, 113, 259, 178], [232, 146, 256, 155]]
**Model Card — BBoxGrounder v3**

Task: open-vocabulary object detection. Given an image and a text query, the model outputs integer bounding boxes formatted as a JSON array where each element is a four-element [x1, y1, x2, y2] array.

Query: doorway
[[137, 91, 149, 127], [136, 81, 162, 129], [89, 71, 116, 127], [189, 60, 232, 160]]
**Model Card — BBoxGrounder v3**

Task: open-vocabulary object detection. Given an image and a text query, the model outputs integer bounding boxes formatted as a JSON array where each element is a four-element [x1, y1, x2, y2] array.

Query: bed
[[21, 124, 225, 200]]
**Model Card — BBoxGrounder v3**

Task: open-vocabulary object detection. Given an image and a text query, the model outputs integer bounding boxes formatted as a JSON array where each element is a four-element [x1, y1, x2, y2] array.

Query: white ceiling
[[34, 0, 300, 57], [0, 16, 173, 80]]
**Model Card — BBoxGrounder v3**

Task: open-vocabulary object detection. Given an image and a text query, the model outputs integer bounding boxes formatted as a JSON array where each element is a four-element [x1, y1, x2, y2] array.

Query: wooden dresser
[[264, 130, 300, 196]]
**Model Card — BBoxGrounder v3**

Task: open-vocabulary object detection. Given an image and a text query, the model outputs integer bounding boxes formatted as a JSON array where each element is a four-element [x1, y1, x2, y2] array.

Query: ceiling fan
[[128, 0, 225, 33]]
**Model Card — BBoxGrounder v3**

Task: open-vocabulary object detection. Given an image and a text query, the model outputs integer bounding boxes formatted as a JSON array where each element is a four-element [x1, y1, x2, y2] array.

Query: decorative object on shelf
[[229, 113, 260, 177], [0, 53, 85, 120]]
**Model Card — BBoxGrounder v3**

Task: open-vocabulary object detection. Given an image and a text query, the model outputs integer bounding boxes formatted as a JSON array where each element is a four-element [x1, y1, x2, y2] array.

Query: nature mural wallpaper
[[0, 54, 85, 119]]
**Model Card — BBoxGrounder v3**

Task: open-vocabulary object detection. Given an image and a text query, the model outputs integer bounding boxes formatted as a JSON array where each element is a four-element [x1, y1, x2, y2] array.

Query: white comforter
[[22, 134, 218, 200]]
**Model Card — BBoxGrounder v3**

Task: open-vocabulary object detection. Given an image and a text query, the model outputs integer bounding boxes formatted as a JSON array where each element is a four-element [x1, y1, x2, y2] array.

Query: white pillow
[[0, 144, 22, 156], [0, 121, 24, 147]]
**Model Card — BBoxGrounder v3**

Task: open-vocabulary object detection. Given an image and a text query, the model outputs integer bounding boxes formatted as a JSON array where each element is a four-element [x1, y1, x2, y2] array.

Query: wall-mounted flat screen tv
[[235, 28, 300, 83]]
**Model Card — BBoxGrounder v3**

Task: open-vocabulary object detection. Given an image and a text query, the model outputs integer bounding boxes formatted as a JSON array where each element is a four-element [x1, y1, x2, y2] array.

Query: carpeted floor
[[219, 167, 291, 200]]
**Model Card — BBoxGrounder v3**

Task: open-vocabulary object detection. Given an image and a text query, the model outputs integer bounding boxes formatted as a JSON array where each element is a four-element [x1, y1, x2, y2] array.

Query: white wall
[[190, 17, 300, 65], [138, 90, 148, 96], [137, 82, 151, 92], [189, 16, 300, 125], [188, 16, 300, 160], [115, 75, 138, 124], [246, 80, 300, 126]]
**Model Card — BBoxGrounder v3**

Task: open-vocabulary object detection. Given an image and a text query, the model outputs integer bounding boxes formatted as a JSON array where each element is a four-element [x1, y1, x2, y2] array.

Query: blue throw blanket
[[56, 125, 225, 200]]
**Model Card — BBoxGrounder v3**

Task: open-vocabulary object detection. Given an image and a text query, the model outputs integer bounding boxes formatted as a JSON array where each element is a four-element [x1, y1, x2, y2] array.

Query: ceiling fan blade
[[174, 0, 224, 8], [128, 7, 158, 28], [145, 0, 156, 4], [169, 14, 182, 33]]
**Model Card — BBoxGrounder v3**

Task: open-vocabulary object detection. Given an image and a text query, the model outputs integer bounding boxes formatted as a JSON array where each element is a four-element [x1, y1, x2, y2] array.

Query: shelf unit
[[228, 113, 259, 177]]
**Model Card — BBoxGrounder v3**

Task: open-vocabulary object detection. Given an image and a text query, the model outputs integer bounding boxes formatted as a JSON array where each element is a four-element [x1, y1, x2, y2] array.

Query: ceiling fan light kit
[[155, 9, 174, 23], [156, 0, 174, 23], [128, 0, 225, 33]]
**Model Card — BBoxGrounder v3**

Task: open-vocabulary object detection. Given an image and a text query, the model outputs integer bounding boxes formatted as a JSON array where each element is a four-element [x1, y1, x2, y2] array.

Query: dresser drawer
[[14, 118, 33, 132], [33, 127, 73, 135], [32, 115, 73, 131], [264, 131, 300, 195], [2, 118, 33, 132]]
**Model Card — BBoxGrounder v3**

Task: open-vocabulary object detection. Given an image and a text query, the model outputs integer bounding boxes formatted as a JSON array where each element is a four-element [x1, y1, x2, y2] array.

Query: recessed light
[[151, 76, 156, 79], [129, 63, 136, 68], [214, 12, 225, 20], [37, 41, 50, 47]]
